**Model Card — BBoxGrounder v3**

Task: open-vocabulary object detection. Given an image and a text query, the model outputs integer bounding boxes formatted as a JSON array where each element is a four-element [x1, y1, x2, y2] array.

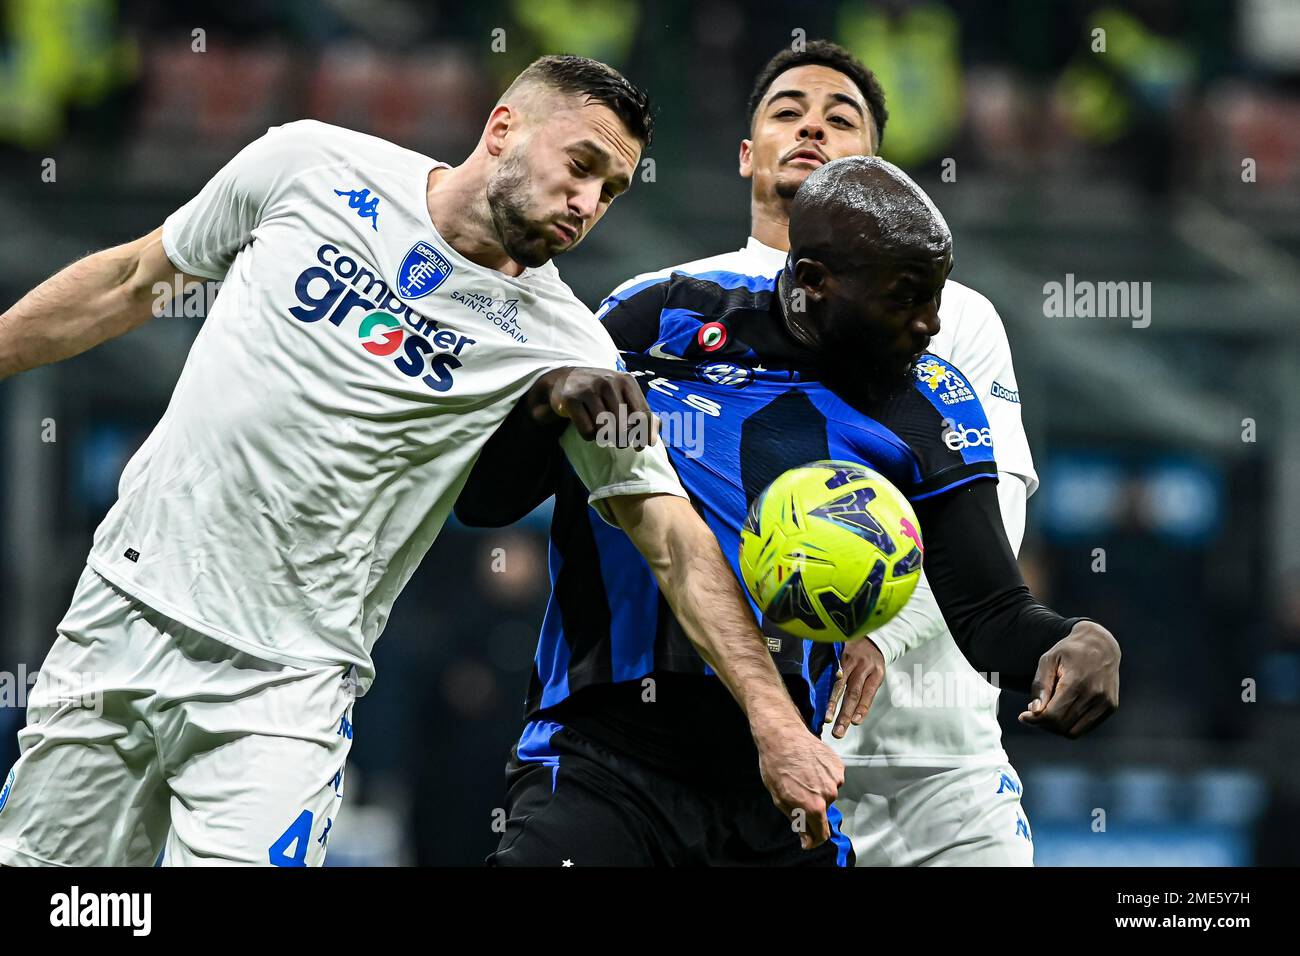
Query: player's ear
[[793, 258, 830, 302], [739, 138, 754, 179], [482, 104, 514, 158]]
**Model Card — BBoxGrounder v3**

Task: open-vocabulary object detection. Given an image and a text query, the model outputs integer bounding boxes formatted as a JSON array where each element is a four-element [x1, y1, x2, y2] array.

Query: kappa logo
[[335, 188, 380, 231], [397, 241, 453, 299]]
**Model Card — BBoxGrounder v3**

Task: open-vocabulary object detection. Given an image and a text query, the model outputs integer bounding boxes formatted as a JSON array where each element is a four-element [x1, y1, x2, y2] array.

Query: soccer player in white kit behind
[[0, 56, 846, 866]]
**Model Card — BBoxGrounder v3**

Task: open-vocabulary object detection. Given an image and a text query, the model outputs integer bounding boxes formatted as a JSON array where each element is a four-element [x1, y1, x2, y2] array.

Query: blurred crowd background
[[0, 0, 1297, 865]]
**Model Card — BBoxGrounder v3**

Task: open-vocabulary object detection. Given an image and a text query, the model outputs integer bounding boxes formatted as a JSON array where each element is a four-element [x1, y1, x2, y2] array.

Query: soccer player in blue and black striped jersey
[[457, 156, 1120, 866]]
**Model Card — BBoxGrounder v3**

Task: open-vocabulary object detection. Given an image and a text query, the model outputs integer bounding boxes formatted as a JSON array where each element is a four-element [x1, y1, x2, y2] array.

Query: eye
[[830, 115, 856, 128], [570, 159, 590, 175], [775, 109, 800, 119]]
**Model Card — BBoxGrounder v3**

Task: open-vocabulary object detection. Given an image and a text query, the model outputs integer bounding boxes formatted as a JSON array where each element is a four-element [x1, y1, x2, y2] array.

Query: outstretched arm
[[916, 480, 1120, 737], [0, 227, 195, 380]]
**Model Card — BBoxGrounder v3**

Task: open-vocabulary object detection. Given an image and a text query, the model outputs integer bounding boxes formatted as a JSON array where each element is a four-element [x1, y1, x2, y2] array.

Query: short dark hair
[[507, 54, 655, 147], [747, 41, 888, 149]]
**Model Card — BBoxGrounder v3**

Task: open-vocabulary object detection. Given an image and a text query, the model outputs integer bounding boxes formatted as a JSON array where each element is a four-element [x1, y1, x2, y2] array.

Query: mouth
[[551, 221, 579, 245], [784, 148, 827, 168], [896, 334, 929, 366]]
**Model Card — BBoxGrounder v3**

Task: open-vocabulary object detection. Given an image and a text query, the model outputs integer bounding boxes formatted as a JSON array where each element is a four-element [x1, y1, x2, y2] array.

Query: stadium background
[[0, 0, 1296, 866]]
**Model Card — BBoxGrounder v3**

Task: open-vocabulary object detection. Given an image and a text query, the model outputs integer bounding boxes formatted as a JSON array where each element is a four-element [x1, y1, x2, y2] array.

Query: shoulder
[[939, 277, 1000, 325], [931, 279, 1010, 363], [876, 354, 997, 494], [253, 120, 435, 177], [884, 354, 994, 458], [598, 247, 779, 316], [526, 260, 585, 304], [526, 265, 619, 356], [928, 278, 1025, 408], [909, 353, 990, 426], [268, 119, 407, 155]]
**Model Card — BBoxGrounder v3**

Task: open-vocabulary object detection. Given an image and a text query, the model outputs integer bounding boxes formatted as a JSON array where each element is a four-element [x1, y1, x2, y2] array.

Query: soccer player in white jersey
[[0, 55, 845, 867], [600, 41, 1119, 865]]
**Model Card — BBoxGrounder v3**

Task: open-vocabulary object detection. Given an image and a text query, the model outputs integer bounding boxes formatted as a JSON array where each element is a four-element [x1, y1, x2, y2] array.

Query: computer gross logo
[[288, 243, 477, 393]]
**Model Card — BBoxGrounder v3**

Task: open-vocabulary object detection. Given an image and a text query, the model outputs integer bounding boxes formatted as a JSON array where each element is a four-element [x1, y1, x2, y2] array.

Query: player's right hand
[[753, 717, 845, 850], [1019, 620, 1120, 738], [527, 366, 659, 448]]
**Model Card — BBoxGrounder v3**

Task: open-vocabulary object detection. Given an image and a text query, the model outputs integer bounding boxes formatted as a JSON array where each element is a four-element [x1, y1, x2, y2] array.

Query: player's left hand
[[823, 637, 886, 739], [1018, 621, 1120, 738]]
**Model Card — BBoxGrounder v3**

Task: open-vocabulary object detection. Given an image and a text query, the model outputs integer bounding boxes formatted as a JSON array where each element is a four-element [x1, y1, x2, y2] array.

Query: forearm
[[0, 228, 176, 380], [950, 587, 1079, 691], [612, 494, 804, 732], [917, 481, 1077, 691]]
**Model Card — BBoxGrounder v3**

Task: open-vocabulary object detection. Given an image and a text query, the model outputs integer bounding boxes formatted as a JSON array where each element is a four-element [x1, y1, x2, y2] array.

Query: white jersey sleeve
[[162, 124, 305, 280], [559, 426, 685, 525], [996, 469, 1028, 555], [551, 328, 686, 523], [864, 571, 947, 665], [937, 282, 1038, 496]]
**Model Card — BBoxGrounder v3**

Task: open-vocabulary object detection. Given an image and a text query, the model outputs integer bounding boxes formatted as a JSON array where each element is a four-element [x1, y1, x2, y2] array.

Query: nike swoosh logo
[[647, 342, 686, 360]]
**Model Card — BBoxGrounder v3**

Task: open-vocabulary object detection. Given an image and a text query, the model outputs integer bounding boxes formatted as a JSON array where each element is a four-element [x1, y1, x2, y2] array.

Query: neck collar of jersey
[[744, 235, 788, 269]]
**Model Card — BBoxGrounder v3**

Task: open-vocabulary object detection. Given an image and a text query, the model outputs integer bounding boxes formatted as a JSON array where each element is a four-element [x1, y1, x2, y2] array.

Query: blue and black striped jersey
[[524, 266, 998, 728]]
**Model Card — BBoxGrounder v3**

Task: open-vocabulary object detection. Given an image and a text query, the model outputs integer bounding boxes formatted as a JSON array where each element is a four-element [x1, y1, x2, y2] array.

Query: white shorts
[[835, 763, 1034, 867], [0, 565, 357, 867]]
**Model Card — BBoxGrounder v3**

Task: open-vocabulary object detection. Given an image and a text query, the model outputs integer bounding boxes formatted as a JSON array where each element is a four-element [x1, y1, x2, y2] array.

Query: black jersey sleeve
[[452, 393, 567, 528], [915, 481, 1084, 692]]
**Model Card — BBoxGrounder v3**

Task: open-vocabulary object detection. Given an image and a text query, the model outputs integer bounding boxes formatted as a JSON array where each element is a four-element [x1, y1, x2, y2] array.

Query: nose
[[570, 182, 601, 223], [798, 117, 826, 144], [915, 302, 941, 338]]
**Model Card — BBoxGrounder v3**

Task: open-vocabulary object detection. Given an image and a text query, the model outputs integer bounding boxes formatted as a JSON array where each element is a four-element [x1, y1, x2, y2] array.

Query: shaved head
[[788, 156, 951, 272], [778, 156, 954, 410]]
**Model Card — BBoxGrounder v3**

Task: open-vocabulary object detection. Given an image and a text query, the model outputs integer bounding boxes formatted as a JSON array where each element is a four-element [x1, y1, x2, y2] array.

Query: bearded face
[[485, 149, 559, 269]]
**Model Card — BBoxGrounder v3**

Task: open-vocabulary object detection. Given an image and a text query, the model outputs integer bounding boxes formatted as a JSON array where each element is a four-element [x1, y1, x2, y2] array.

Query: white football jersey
[[86, 120, 685, 695], [611, 237, 1036, 766]]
